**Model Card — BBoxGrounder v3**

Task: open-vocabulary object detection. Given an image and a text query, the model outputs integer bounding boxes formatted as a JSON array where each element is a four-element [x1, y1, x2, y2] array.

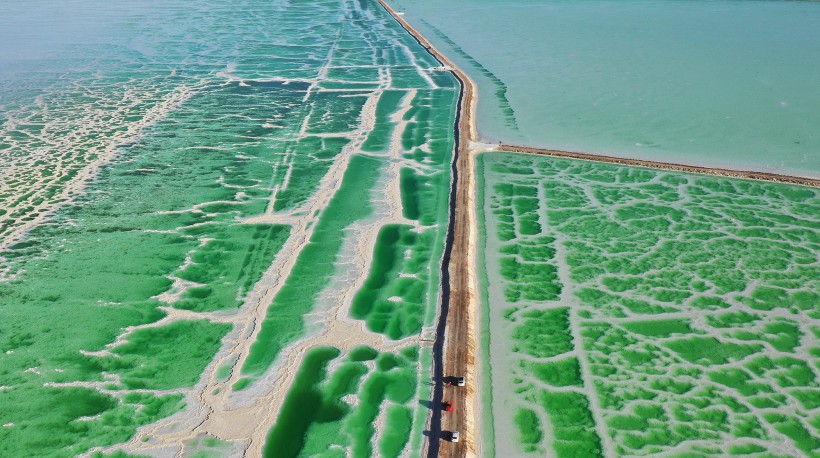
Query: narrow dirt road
[[375, 2, 479, 457]]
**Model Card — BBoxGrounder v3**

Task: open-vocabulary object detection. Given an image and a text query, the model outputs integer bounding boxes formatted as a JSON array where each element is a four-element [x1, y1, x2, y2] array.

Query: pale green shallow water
[[390, 0, 820, 178]]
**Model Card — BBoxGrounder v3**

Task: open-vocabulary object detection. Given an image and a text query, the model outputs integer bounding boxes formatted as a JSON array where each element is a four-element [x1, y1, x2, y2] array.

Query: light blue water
[[391, 0, 820, 177]]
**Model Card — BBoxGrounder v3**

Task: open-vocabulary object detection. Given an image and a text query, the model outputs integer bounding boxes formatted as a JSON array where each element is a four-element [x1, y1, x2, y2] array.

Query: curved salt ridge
[[216, 64, 315, 87]]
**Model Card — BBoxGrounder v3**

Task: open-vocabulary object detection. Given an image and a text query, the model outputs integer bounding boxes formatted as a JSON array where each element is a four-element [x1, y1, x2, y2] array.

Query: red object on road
[[442, 401, 453, 412]]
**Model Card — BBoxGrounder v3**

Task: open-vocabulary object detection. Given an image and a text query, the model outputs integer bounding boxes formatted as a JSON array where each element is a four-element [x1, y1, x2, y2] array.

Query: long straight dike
[[374, 1, 479, 457], [497, 145, 820, 187]]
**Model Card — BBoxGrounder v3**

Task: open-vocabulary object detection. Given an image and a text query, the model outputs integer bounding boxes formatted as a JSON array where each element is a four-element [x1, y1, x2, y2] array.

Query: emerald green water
[[392, 0, 820, 178], [262, 345, 420, 458], [476, 152, 819, 456]]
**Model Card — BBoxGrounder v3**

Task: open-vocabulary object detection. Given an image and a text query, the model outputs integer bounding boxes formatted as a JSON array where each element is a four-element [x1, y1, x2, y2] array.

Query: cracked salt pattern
[[477, 152, 819, 457]]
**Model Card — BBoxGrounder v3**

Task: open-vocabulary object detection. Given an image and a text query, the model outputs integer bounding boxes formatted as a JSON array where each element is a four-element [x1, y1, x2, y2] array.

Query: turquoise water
[[390, 0, 820, 177]]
